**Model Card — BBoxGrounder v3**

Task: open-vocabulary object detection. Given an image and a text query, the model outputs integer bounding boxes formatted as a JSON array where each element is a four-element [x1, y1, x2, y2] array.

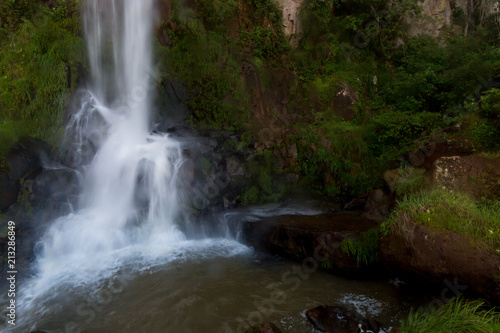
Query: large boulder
[[230, 213, 381, 275], [380, 223, 500, 301], [433, 155, 500, 198]]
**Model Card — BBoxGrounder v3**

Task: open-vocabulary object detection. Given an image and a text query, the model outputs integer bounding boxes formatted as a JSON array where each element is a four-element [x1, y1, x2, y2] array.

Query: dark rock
[[245, 322, 281, 333], [0, 172, 18, 212], [232, 213, 381, 275], [8, 137, 51, 181], [306, 305, 381, 333], [0, 137, 52, 212], [32, 168, 80, 207]]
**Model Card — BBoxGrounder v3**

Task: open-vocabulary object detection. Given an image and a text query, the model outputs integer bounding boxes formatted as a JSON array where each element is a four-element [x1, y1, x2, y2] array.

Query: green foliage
[[400, 298, 500, 333], [239, 26, 288, 60], [295, 121, 376, 200], [383, 190, 500, 255], [340, 227, 381, 265], [195, 0, 237, 31], [0, 1, 84, 161], [161, 25, 249, 130], [368, 111, 444, 165]]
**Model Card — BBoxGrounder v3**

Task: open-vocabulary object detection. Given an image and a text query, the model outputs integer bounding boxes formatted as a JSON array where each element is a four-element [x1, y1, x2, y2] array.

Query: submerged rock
[[306, 305, 381, 333], [245, 322, 282, 333]]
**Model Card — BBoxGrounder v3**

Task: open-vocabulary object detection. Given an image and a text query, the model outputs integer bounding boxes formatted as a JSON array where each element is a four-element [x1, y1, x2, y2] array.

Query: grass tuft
[[382, 190, 500, 255], [400, 298, 500, 333]]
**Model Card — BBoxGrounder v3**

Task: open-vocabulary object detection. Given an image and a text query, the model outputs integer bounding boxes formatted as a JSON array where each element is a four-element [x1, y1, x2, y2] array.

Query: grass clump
[[383, 190, 500, 255], [400, 298, 500, 333], [340, 227, 381, 265]]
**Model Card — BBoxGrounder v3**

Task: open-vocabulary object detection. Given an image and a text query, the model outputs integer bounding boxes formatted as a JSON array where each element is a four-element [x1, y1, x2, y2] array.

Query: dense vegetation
[[0, 0, 84, 164], [157, 0, 500, 203]]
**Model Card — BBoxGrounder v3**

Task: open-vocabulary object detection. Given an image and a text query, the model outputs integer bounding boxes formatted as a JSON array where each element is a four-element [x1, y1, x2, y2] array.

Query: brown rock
[[380, 223, 500, 301], [333, 83, 358, 121], [432, 156, 500, 198]]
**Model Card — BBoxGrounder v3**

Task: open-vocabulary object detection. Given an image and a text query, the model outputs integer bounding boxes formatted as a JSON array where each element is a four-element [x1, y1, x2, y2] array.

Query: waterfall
[[35, 0, 186, 281]]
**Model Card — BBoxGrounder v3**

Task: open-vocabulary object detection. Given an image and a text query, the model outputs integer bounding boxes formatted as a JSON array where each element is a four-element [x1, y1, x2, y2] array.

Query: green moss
[[400, 298, 500, 333]]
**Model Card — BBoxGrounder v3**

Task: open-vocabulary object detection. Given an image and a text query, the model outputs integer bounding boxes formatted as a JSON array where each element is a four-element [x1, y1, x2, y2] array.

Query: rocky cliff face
[[278, 0, 304, 46], [408, 0, 499, 36]]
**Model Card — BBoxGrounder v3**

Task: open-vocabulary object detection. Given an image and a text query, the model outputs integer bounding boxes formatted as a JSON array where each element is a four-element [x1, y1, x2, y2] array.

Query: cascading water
[[37, 0, 187, 277]]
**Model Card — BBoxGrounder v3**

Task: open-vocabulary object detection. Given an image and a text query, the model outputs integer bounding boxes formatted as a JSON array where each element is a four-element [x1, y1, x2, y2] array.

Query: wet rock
[[8, 137, 51, 181], [232, 213, 381, 275], [0, 173, 18, 212], [245, 322, 282, 333], [306, 305, 381, 333], [0, 137, 52, 212], [32, 168, 80, 207], [383, 169, 400, 193]]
